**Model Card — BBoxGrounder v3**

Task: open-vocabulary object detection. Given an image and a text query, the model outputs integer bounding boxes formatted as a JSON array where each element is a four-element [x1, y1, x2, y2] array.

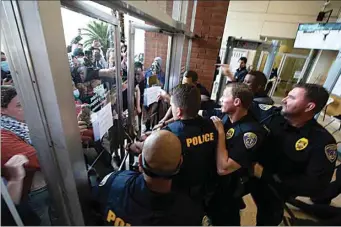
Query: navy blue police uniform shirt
[[203, 110, 267, 202], [163, 116, 218, 203], [253, 104, 337, 197], [220, 113, 267, 171], [202, 109, 266, 183], [97, 170, 204, 226]]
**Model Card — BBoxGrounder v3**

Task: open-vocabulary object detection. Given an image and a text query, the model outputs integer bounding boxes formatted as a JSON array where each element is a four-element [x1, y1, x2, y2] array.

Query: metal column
[[126, 21, 136, 136], [263, 40, 280, 78], [1, 0, 88, 225], [186, 0, 198, 71], [165, 0, 187, 92], [323, 51, 341, 93], [211, 36, 236, 102]]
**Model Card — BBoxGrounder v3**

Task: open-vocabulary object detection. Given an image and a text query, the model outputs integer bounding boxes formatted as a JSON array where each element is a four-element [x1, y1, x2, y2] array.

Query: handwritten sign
[[91, 102, 113, 141]]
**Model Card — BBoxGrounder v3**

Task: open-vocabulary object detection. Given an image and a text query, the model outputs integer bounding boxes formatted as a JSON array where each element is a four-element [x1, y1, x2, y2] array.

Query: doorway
[[269, 53, 308, 99]]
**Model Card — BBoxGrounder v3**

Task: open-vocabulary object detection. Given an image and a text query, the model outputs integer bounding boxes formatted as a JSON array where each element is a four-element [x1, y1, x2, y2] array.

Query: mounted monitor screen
[[294, 23, 341, 51]]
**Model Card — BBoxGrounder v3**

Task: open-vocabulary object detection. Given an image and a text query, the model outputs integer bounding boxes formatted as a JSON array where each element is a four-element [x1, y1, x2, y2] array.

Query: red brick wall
[[144, 0, 173, 71], [189, 0, 229, 92], [144, 0, 229, 91], [144, 32, 169, 72]]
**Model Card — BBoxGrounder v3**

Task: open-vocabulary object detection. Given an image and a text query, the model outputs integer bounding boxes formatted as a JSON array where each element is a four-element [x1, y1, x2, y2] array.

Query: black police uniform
[[234, 67, 248, 82], [97, 170, 204, 226], [163, 116, 218, 207], [250, 105, 338, 225], [206, 112, 267, 226]]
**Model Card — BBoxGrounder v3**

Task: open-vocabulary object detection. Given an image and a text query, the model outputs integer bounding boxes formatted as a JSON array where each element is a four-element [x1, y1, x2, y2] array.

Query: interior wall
[[307, 50, 338, 84], [222, 1, 341, 42]]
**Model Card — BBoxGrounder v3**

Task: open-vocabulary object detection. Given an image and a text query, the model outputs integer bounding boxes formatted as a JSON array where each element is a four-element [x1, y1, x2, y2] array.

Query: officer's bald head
[[141, 130, 182, 174]]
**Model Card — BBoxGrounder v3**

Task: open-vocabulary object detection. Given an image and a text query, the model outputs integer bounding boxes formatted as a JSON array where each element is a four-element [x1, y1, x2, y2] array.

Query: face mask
[[1, 61, 10, 73], [78, 57, 85, 65], [73, 89, 80, 99]]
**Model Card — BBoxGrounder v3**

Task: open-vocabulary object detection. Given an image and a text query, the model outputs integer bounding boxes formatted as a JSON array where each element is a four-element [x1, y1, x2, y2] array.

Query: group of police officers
[[94, 68, 338, 226]]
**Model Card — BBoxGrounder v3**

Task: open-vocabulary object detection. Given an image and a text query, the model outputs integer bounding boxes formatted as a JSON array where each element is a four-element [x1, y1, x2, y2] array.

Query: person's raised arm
[[211, 116, 241, 175], [218, 64, 235, 82], [159, 107, 173, 124], [135, 85, 142, 114]]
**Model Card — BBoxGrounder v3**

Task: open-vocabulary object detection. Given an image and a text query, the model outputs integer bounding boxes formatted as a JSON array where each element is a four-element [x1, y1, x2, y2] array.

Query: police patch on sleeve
[[226, 128, 235, 140], [258, 104, 272, 111], [99, 172, 114, 186], [325, 144, 337, 163], [295, 138, 309, 151], [243, 132, 258, 149]]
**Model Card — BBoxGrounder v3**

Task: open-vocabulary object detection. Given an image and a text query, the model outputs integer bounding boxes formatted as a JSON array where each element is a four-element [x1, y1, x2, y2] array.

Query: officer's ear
[[179, 155, 183, 166], [305, 102, 316, 113], [234, 97, 242, 107], [176, 107, 183, 119]]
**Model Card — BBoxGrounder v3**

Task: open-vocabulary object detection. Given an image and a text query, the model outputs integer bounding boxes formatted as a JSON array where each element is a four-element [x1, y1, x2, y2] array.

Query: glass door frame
[[1, 0, 123, 225], [269, 53, 309, 97]]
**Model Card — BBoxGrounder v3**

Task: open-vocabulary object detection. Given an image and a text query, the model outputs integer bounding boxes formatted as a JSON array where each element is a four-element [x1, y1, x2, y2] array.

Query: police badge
[[295, 138, 309, 151], [243, 132, 258, 149], [325, 144, 337, 163], [226, 128, 235, 140]]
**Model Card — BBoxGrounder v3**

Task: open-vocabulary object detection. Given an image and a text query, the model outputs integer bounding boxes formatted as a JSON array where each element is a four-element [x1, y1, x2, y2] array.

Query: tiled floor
[[240, 112, 341, 226]]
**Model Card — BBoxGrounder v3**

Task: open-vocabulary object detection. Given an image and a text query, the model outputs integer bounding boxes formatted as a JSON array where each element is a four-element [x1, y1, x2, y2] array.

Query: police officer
[[243, 70, 274, 105], [203, 70, 273, 119], [250, 83, 337, 225], [128, 84, 218, 209], [207, 83, 267, 226], [218, 57, 248, 83], [158, 70, 214, 125], [97, 130, 204, 226]]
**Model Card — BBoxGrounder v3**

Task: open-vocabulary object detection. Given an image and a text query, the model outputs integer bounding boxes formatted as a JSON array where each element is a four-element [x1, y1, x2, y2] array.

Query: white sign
[[144, 86, 162, 106], [91, 102, 113, 141], [294, 23, 341, 51]]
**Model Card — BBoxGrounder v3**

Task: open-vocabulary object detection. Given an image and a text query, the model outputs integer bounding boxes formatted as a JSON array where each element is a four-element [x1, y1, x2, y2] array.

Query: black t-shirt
[[234, 67, 248, 82], [254, 105, 337, 197], [163, 116, 218, 202], [98, 171, 204, 226], [196, 83, 210, 97]]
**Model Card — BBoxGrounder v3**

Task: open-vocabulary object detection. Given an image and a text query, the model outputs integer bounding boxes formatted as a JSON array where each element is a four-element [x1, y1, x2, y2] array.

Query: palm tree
[[81, 20, 109, 56]]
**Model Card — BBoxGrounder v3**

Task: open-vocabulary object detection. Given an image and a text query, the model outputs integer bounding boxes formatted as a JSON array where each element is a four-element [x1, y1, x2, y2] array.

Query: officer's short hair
[[239, 57, 247, 64], [294, 83, 329, 114], [225, 83, 253, 109], [248, 71, 267, 89], [183, 70, 198, 82], [171, 83, 200, 118]]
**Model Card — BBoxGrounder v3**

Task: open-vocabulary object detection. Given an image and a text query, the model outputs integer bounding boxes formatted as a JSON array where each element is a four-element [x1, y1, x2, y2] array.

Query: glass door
[[270, 54, 308, 98], [257, 51, 268, 71]]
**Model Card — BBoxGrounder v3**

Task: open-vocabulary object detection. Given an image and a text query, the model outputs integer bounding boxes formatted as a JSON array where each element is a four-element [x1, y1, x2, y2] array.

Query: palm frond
[[81, 20, 110, 55]]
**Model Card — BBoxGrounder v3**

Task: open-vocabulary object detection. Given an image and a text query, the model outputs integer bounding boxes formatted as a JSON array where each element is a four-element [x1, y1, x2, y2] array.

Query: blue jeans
[[27, 186, 53, 225]]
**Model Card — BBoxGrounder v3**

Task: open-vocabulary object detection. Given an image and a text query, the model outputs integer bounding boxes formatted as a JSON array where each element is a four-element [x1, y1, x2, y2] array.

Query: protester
[[1, 86, 51, 225], [1, 155, 41, 226], [92, 48, 108, 69], [144, 57, 165, 88]]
